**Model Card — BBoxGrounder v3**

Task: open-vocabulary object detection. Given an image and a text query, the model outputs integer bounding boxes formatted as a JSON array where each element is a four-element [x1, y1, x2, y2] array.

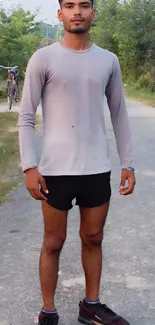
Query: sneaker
[[38, 310, 59, 325], [78, 301, 130, 325]]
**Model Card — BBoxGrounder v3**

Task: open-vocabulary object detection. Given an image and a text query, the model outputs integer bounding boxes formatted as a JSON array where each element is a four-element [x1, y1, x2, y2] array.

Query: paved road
[[0, 102, 42, 114], [0, 100, 155, 325]]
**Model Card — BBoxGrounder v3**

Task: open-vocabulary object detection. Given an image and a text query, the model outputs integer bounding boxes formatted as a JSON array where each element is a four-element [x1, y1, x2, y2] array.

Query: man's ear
[[58, 9, 63, 22], [92, 9, 96, 22]]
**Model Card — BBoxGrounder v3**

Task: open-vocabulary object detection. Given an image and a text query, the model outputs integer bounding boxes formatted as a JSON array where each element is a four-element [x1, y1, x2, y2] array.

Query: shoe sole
[[38, 316, 59, 325], [78, 316, 95, 324]]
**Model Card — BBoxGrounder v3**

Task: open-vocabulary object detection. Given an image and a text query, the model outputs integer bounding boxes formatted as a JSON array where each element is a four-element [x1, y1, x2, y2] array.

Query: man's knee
[[43, 232, 66, 254], [80, 230, 103, 248]]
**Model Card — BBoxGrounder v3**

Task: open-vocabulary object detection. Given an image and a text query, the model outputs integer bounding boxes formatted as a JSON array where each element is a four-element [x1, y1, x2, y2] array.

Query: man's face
[[58, 0, 95, 34]]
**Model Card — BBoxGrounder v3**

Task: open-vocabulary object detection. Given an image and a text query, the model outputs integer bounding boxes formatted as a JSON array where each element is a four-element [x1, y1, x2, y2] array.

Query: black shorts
[[41, 172, 111, 211]]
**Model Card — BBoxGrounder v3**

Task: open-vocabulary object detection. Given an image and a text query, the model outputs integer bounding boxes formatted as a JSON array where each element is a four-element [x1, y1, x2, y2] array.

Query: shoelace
[[97, 304, 116, 317], [39, 313, 58, 325]]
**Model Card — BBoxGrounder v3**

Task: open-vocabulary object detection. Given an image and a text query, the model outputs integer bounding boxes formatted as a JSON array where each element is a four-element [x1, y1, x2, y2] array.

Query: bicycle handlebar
[[0, 65, 18, 70]]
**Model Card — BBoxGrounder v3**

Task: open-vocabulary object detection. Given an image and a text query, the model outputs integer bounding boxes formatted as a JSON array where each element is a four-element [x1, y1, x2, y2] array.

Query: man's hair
[[58, 0, 94, 6]]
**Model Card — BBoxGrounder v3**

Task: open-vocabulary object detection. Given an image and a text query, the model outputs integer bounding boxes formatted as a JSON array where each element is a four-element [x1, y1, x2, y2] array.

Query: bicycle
[[0, 65, 19, 110]]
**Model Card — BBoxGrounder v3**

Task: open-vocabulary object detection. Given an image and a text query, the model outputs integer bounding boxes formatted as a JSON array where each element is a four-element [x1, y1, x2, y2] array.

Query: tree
[[116, 0, 155, 80], [90, 0, 120, 54], [0, 6, 43, 78], [91, 0, 155, 91]]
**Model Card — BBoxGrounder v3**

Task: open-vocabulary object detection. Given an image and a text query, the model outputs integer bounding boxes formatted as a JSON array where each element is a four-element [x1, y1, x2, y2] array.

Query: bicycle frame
[[0, 65, 19, 110]]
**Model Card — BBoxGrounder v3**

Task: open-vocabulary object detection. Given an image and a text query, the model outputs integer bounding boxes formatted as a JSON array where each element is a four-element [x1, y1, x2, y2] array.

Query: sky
[[2, 0, 60, 24]]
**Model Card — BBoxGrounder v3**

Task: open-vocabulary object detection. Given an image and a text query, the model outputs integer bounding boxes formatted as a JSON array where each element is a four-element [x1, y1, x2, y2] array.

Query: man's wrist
[[122, 167, 135, 171], [24, 167, 37, 174]]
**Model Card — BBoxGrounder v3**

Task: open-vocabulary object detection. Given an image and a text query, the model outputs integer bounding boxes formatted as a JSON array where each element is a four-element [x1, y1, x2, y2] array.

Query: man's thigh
[[77, 172, 111, 235], [42, 201, 68, 236], [80, 203, 110, 238], [41, 176, 74, 238]]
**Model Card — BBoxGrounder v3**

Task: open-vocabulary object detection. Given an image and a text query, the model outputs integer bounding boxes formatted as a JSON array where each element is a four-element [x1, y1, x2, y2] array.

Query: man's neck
[[60, 32, 92, 51]]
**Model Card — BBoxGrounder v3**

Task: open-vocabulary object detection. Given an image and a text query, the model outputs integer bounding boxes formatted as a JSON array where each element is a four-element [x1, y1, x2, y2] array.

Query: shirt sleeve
[[105, 54, 135, 170], [18, 50, 45, 172]]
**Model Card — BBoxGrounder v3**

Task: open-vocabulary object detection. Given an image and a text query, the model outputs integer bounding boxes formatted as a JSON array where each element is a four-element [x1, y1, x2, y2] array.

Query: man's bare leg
[[40, 201, 68, 310], [80, 203, 109, 301]]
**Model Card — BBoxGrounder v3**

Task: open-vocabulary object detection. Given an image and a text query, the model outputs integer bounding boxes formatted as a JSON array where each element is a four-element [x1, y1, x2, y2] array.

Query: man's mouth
[[71, 18, 84, 23]]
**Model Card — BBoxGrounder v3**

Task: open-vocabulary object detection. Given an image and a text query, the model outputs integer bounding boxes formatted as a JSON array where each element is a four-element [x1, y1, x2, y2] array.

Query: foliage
[[91, 0, 155, 92], [0, 6, 44, 79]]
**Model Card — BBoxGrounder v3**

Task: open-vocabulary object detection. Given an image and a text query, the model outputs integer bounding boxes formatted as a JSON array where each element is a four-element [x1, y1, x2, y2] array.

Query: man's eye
[[82, 4, 90, 8], [66, 5, 73, 8]]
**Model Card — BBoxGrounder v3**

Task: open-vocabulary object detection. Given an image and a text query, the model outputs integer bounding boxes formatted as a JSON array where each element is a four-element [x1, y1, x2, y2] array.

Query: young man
[[18, 0, 136, 324]]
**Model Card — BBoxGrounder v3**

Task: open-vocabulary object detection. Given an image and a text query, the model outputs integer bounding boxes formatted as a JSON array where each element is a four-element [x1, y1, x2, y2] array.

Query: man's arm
[[18, 50, 45, 171], [105, 54, 136, 194], [18, 50, 48, 200]]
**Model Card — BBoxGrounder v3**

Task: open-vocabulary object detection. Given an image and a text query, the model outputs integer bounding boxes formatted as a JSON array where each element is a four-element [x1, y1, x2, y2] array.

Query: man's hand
[[120, 169, 136, 195], [25, 168, 48, 200]]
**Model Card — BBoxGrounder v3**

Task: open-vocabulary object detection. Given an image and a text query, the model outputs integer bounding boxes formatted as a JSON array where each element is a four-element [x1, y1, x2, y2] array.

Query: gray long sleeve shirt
[[18, 42, 134, 175]]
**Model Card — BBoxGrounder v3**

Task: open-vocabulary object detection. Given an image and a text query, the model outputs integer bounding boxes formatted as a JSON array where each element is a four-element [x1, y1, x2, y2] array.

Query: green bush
[[0, 88, 6, 99], [91, 0, 155, 94], [136, 72, 155, 92]]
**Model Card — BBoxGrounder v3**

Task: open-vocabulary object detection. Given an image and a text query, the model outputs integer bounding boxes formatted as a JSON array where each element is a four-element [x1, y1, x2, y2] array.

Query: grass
[[0, 79, 6, 103], [0, 112, 42, 205], [124, 84, 155, 107], [0, 79, 23, 103]]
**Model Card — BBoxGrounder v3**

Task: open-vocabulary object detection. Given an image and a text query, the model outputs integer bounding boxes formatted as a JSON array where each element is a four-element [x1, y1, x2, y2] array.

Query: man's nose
[[73, 5, 81, 15]]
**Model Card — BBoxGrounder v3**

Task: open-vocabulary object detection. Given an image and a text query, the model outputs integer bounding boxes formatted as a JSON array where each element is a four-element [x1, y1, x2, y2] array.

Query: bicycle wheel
[[7, 80, 13, 110], [14, 81, 19, 103]]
